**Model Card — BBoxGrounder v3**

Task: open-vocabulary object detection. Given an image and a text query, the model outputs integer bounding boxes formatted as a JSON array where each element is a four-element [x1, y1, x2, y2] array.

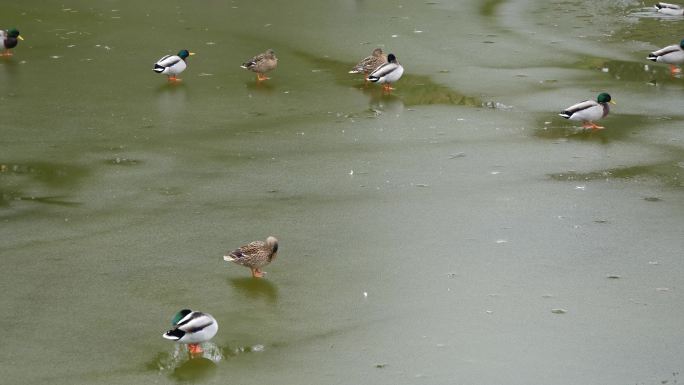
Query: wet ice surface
[[1, 0, 683, 384]]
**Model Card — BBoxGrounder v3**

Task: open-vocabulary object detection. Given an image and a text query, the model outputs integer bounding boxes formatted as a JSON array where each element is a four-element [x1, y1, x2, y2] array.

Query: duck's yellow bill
[[189, 52, 196, 56], [18, 35, 24, 41], [610, 100, 616, 105]]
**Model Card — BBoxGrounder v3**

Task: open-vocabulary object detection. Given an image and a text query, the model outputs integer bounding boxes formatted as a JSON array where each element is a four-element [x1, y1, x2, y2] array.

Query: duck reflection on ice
[[152, 341, 267, 381], [171, 356, 217, 382], [367, 91, 405, 116], [229, 276, 279, 304]]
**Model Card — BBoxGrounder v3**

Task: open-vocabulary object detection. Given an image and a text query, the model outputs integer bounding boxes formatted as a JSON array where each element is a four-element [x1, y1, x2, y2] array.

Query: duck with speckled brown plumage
[[224, 236, 279, 278], [349, 48, 387, 84], [241, 49, 278, 82]]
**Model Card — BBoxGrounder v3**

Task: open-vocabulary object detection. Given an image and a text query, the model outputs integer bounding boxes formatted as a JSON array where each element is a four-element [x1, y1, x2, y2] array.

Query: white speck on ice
[[363, 292, 368, 298], [495, 239, 507, 244], [575, 185, 586, 190]]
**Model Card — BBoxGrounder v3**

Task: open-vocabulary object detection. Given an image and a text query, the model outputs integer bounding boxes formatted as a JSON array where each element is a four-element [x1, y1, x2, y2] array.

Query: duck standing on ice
[[153, 49, 195, 82]]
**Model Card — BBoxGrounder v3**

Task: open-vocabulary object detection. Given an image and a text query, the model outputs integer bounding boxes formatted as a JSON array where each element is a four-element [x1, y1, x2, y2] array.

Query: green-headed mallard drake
[[655, 2, 684, 15], [240, 49, 277, 82], [162, 309, 218, 355], [0, 28, 23, 57], [559, 93, 615, 130], [368, 53, 404, 94], [349, 48, 387, 83], [153, 49, 195, 82], [647, 39, 684, 74], [223, 236, 278, 278]]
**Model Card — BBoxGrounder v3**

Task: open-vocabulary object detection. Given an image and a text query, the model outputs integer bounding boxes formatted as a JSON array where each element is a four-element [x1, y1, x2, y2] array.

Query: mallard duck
[[223, 236, 279, 278], [349, 48, 387, 83], [153, 49, 195, 82], [655, 2, 684, 15], [559, 93, 615, 130], [647, 39, 684, 74], [368, 53, 404, 93], [162, 309, 218, 355], [241, 49, 277, 82], [0, 28, 23, 57]]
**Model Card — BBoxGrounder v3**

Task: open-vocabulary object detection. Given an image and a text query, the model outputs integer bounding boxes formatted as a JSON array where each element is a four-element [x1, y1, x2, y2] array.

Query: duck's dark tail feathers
[[163, 328, 185, 341], [559, 111, 571, 119], [153, 64, 165, 73], [646, 53, 658, 62]]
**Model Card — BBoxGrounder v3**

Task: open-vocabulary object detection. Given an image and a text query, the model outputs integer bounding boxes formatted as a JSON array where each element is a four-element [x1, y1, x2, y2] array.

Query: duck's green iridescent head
[[171, 309, 192, 326], [597, 93, 612, 104], [178, 49, 195, 59], [680, 39, 684, 49], [7, 28, 21, 38]]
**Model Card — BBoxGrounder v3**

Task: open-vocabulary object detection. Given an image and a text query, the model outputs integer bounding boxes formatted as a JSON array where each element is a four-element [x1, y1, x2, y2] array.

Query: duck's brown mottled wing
[[350, 55, 386, 74], [227, 240, 267, 267]]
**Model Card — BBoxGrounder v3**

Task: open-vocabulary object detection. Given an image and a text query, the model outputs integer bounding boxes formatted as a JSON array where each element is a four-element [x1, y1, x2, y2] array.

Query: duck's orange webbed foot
[[256, 73, 270, 82], [167, 76, 182, 83], [583, 122, 604, 131], [0, 51, 13, 57], [669, 65, 681, 74], [188, 343, 203, 355], [251, 268, 265, 278]]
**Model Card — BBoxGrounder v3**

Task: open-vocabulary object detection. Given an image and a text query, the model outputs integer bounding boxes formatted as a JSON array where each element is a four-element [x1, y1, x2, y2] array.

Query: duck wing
[[655, 2, 682, 10], [649, 44, 682, 58], [241, 52, 268, 69], [154, 55, 181, 70], [163, 312, 214, 340], [559, 100, 596, 118], [350, 55, 386, 74], [224, 240, 267, 265], [368, 62, 400, 80]]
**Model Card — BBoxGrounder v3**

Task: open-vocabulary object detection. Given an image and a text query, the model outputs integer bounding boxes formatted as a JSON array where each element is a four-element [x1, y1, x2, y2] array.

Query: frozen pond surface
[[1, 1, 683, 384]]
